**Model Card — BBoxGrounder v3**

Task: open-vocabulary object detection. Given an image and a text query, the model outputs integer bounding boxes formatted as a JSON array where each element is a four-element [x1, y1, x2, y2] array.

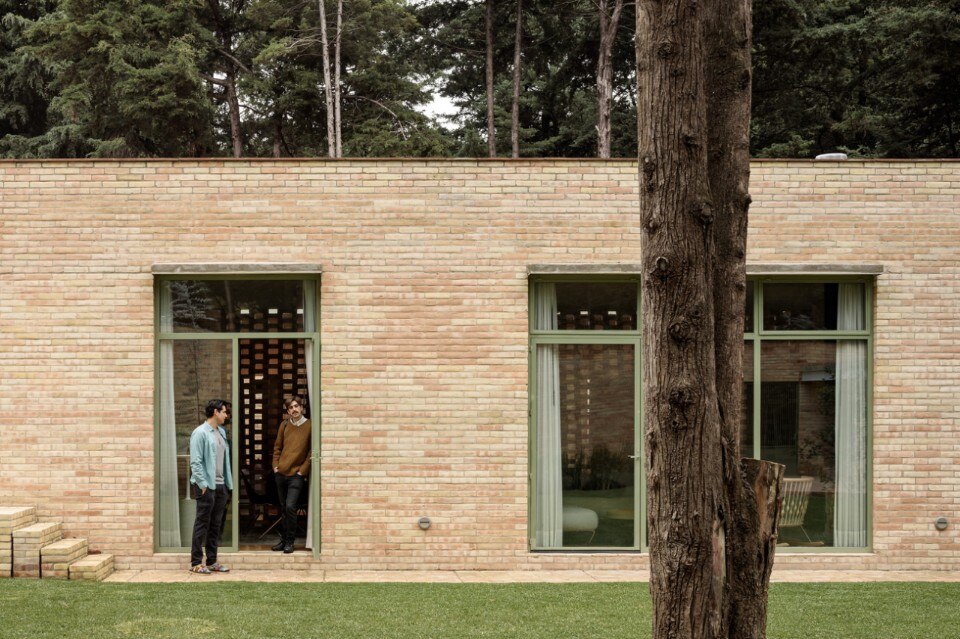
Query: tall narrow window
[[531, 279, 640, 550], [156, 277, 320, 552], [750, 280, 870, 549]]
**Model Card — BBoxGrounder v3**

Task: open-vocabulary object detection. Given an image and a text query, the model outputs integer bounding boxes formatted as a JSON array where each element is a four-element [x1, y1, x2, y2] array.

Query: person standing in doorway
[[188, 399, 233, 574], [272, 395, 312, 553]]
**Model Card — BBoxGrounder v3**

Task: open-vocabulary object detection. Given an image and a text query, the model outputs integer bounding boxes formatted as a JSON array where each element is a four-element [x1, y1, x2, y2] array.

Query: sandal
[[189, 564, 212, 575], [208, 563, 230, 573]]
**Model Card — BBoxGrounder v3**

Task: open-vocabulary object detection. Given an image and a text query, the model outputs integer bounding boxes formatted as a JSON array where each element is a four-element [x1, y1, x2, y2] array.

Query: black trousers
[[274, 473, 305, 544], [191, 484, 230, 566]]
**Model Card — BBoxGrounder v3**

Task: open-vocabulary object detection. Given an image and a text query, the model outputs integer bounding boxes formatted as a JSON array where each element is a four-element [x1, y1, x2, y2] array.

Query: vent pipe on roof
[[814, 152, 849, 160]]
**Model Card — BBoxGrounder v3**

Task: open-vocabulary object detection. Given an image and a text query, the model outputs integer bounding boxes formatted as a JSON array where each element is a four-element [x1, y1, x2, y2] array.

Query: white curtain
[[834, 283, 868, 547], [158, 283, 181, 547], [534, 283, 563, 547], [304, 281, 317, 551]]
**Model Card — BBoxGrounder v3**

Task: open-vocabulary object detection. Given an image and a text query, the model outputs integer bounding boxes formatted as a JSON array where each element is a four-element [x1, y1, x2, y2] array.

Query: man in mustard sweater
[[271, 395, 311, 553]]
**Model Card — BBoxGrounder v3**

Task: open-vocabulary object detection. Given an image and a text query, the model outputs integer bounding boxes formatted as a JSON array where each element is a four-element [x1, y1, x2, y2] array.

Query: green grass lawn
[[1, 581, 957, 639]]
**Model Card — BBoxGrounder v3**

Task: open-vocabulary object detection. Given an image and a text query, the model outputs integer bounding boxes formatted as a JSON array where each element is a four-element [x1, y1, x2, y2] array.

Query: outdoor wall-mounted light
[[935, 517, 949, 531], [418, 516, 431, 530]]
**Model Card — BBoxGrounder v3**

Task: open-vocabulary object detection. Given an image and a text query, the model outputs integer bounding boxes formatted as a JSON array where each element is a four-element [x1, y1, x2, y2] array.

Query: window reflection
[[549, 282, 637, 331], [161, 280, 312, 333]]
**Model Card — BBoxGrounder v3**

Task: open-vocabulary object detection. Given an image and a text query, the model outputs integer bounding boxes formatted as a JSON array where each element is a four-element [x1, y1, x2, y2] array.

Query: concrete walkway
[[105, 569, 960, 584]]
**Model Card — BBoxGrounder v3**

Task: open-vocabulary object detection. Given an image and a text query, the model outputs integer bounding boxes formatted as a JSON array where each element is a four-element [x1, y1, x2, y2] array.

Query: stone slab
[[12, 522, 61, 541], [0, 508, 37, 536], [70, 554, 114, 581], [0, 507, 36, 520], [12, 523, 61, 578], [40, 538, 88, 579], [41, 538, 87, 562]]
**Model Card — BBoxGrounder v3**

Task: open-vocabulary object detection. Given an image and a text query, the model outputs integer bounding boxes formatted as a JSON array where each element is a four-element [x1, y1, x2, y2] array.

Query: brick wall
[[0, 158, 958, 571]]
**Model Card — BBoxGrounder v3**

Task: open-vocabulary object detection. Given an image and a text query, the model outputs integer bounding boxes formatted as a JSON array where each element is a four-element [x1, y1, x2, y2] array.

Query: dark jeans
[[191, 484, 230, 567], [274, 473, 305, 544]]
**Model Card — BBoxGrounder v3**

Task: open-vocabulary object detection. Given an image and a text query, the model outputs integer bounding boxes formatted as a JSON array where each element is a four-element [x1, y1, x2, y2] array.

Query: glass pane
[[760, 341, 868, 548], [550, 344, 635, 548], [763, 283, 839, 331], [744, 282, 754, 333], [161, 280, 310, 333], [158, 340, 233, 548], [238, 338, 313, 548], [550, 282, 637, 330], [741, 341, 754, 459]]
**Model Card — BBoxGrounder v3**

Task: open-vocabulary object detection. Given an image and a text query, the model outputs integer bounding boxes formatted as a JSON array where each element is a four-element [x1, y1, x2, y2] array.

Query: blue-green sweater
[[189, 423, 234, 491]]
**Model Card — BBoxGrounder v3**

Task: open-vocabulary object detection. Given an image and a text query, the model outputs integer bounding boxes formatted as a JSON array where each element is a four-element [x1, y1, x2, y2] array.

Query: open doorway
[[237, 338, 314, 550]]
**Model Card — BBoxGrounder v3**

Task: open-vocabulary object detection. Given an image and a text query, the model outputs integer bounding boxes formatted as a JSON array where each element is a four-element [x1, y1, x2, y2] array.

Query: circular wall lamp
[[934, 517, 949, 531], [418, 516, 431, 530]]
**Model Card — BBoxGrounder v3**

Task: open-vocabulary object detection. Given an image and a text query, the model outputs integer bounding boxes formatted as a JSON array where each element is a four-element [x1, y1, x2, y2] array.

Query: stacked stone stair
[[0, 506, 114, 581]]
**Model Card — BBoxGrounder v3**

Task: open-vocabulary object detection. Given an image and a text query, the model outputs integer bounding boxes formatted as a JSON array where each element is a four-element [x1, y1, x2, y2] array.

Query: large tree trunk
[[511, 0, 523, 158], [334, 0, 343, 157], [485, 0, 496, 157], [597, 0, 624, 158], [318, 0, 335, 158], [638, 0, 726, 635], [705, 0, 784, 634], [638, 0, 783, 636]]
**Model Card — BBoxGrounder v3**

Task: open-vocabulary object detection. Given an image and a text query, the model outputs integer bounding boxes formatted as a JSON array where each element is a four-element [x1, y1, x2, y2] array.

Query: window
[[155, 276, 320, 552], [530, 279, 641, 550], [747, 279, 870, 549], [530, 276, 871, 552]]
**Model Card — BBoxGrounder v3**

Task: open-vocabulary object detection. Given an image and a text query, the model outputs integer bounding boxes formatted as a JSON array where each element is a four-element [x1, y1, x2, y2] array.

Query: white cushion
[[562, 505, 599, 533]]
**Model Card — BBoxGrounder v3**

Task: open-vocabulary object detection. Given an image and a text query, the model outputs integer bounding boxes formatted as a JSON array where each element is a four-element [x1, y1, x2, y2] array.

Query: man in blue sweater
[[188, 399, 234, 574]]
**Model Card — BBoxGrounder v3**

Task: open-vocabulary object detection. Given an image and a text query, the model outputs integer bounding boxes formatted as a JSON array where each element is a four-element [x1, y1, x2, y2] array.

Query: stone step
[[0, 507, 38, 578], [12, 522, 62, 578], [69, 554, 114, 581], [41, 538, 89, 580], [0, 507, 37, 535]]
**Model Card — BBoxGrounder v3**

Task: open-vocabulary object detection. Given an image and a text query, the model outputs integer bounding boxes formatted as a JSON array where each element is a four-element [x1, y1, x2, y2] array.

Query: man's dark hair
[[204, 399, 230, 418]]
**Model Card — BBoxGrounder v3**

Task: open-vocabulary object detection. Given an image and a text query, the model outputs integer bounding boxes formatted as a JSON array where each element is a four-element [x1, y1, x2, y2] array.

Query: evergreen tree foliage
[[23, 0, 216, 156], [752, 0, 960, 157], [0, 0, 957, 158]]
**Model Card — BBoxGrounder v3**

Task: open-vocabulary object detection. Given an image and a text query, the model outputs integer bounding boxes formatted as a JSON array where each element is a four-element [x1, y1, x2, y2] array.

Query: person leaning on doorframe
[[271, 395, 312, 554], [187, 399, 234, 574]]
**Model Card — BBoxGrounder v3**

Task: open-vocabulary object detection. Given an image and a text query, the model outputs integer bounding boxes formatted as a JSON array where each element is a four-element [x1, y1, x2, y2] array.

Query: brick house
[[0, 158, 957, 573]]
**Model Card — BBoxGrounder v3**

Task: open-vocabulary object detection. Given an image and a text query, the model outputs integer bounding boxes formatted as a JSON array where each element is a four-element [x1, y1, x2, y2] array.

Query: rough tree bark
[[318, 0, 335, 158], [597, 0, 624, 158], [511, 0, 523, 158], [485, 0, 496, 157], [706, 0, 783, 634], [637, 0, 783, 637], [205, 0, 245, 157], [225, 71, 243, 158]]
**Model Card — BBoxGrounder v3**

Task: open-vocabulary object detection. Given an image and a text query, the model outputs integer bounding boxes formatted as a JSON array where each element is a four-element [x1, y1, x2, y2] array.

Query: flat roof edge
[[528, 263, 884, 275], [152, 263, 323, 275]]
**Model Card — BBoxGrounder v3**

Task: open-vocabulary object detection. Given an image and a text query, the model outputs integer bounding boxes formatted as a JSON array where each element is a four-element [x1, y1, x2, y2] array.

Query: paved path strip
[[104, 569, 960, 584]]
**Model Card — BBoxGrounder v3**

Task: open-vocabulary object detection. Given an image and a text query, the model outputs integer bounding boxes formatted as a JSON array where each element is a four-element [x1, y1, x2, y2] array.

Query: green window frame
[[529, 274, 873, 553], [528, 275, 644, 551], [744, 275, 873, 553], [152, 274, 322, 556]]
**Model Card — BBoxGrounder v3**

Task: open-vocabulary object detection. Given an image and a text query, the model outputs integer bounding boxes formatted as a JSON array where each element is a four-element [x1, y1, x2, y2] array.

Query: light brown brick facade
[[1, 159, 958, 572]]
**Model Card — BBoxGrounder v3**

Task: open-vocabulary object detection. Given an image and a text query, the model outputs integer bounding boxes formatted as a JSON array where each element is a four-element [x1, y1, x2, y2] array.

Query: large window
[[748, 280, 871, 549], [530, 276, 871, 552], [530, 279, 641, 550], [155, 276, 320, 553]]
